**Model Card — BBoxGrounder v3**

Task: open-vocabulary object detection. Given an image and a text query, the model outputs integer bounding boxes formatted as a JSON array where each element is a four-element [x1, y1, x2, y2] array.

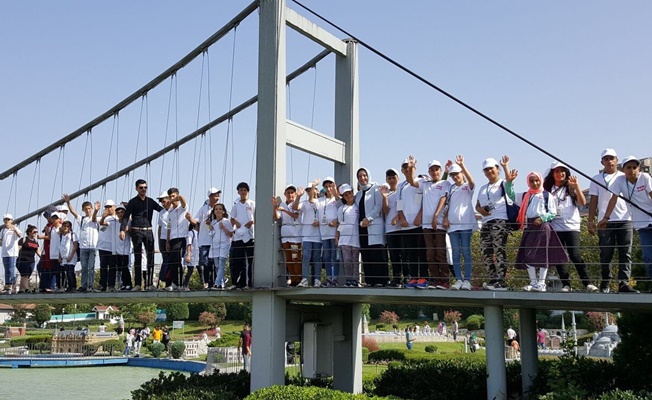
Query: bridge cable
[[105, 115, 117, 199], [50, 147, 63, 203], [28, 161, 39, 217], [306, 65, 318, 183], [221, 27, 239, 196], [159, 75, 175, 191], [290, 0, 652, 218], [287, 83, 294, 183], [190, 51, 208, 207], [206, 50, 213, 189]]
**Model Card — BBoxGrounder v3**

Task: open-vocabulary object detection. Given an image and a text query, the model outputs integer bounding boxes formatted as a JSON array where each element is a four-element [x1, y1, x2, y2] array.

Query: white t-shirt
[[184, 229, 200, 266], [209, 218, 233, 258], [114, 219, 132, 256], [276, 203, 301, 243], [384, 188, 401, 234], [75, 215, 99, 249], [446, 182, 476, 232], [550, 185, 581, 232], [58, 232, 78, 265], [337, 203, 360, 248], [588, 171, 630, 222], [49, 225, 62, 260], [420, 180, 450, 230], [168, 204, 188, 240], [231, 199, 255, 243], [476, 179, 509, 223], [515, 191, 557, 224], [397, 180, 423, 230], [611, 173, 652, 229], [297, 199, 321, 243], [194, 203, 214, 246], [316, 196, 339, 240], [0, 226, 22, 257], [158, 207, 170, 240], [97, 216, 116, 252]]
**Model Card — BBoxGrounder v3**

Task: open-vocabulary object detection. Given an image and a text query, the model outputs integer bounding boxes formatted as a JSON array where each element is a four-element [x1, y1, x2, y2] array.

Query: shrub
[[424, 345, 437, 353], [612, 312, 652, 391], [444, 309, 462, 324], [145, 388, 238, 400], [199, 312, 218, 329], [368, 349, 407, 363], [149, 342, 165, 358], [101, 339, 125, 355], [361, 347, 369, 363], [245, 385, 389, 399], [165, 303, 190, 321], [169, 341, 186, 359], [466, 314, 484, 330], [208, 332, 240, 347], [362, 336, 380, 352], [375, 323, 385, 330], [32, 304, 52, 325], [132, 370, 250, 400], [530, 356, 620, 398], [378, 310, 400, 325]]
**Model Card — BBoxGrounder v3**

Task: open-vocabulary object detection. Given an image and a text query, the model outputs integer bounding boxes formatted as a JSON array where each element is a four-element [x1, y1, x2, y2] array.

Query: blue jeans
[[322, 239, 338, 280], [302, 241, 322, 279], [3, 256, 16, 285], [638, 226, 652, 280], [449, 230, 472, 280], [213, 257, 227, 287], [79, 248, 97, 289]]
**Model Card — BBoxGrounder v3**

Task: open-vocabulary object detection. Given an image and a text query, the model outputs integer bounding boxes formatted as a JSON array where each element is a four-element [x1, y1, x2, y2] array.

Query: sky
[[1, 0, 651, 223]]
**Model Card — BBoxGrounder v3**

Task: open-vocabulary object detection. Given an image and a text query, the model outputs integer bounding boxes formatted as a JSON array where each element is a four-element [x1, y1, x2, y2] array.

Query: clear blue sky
[[1, 0, 651, 221]]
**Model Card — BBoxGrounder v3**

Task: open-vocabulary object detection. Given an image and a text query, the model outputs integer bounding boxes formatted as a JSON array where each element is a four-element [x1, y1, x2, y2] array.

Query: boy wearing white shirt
[[114, 205, 133, 291], [230, 182, 255, 289], [316, 177, 340, 286], [273, 185, 302, 286], [57, 221, 79, 292], [186, 187, 221, 288], [166, 188, 188, 291], [98, 201, 118, 292], [1, 214, 23, 294], [292, 180, 322, 287], [63, 195, 100, 292], [155, 192, 172, 290], [587, 149, 635, 293]]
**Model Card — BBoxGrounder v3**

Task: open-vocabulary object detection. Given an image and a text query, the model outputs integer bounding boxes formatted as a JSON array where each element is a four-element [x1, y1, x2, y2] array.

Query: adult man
[[165, 187, 188, 291], [293, 180, 322, 287], [230, 182, 255, 288], [316, 177, 340, 286], [272, 185, 301, 285], [237, 323, 252, 372], [187, 187, 221, 288], [587, 149, 636, 293], [122, 179, 163, 291], [63, 195, 100, 292]]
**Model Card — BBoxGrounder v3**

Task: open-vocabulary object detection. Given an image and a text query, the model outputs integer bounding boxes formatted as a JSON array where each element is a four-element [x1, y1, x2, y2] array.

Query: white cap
[[401, 158, 410, 166], [621, 155, 640, 166], [157, 191, 169, 200], [449, 164, 462, 174], [104, 199, 116, 207], [50, 212, 61, 220], [385, 168, 399, 177], [323, 176, 334, 185], [58, 204, 69, 212], [339, 183, 353, 195], [285, 184, 296, 192], [482, 158, 499, 170], [115, 204, 126, 211], [306, 183, 315, 189], [207, 187, 221, 196], [428, 160, 442, 169], [3, 213, 13, 220], [601, 148, 617, 159], [550, 161, 568, 171]]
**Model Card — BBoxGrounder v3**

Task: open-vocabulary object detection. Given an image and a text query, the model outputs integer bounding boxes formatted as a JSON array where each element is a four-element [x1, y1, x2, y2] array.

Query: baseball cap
[[401, 158, 410, 166], [482, 158, 499, 170], [322, 176, 334, 185], [157, 191, 169, 200], [428, 160, 442, 169], [285, 184, 296, 192], [339, 183, 353, 195], [621, 155, 640, 166], [449, 164, 462, 174], [386, 168, 399, 177], [115, 204, 126, 211], [3, 213, 13, 220], [207, 187, 221, 196], [601, 148, 617, 159], [58, 204, 69, 212], [104, 200, 116, 207], [550, 161, 569, 171]]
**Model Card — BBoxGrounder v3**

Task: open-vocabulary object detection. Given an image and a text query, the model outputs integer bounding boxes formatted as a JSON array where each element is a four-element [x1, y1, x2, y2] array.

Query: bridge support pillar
[[250, 292, 286, 392], [519, 307, 538, 396], [332, 303, 363, 393], [484, 305, 507, 400]]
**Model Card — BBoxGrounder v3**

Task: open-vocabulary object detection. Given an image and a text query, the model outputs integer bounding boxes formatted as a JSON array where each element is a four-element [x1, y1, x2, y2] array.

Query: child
[[98, 200, 118, 292], [17, 225, 40, 293], [336, 184, 361, 287], [64, 195, 100, 292], [44, 213, 64, 292], [182, 222, 201, 291], [513, 172, 568, 292], [58, 220, 79, 292], [209, 204, 233, 289], [114, 205, 133, 291]]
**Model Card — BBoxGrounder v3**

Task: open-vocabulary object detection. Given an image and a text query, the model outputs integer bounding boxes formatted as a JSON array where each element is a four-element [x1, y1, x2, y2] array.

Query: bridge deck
[[2, 288, 651, 312]]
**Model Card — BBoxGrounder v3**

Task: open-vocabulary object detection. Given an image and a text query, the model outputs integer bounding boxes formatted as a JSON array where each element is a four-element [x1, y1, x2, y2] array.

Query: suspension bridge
[[1, 1, 651, 399]]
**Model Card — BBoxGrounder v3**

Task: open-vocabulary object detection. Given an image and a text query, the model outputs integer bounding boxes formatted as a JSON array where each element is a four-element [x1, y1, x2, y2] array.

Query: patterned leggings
[[479, 219, 509, 282]]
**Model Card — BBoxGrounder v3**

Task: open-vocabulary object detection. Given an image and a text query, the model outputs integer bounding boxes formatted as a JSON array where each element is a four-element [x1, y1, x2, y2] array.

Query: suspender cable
[[160, 75, 175, 191], [28, 161, 39, 216], [190, 51, 207, 204], [6, 174, 15, 216], [174, 74, 180, 188], [287, 82, 294, 183], [306, 65, 318, 183], [77, 131, 90, 204], [291, 0, 652, 218], [222, 27, 239, 193], [60, 145, 65, 196], [50, 147, 63, 203], [206, 50, 213, 187]]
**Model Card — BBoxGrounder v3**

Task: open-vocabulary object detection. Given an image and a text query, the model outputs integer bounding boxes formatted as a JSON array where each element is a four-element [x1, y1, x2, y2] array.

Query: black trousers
[[130, 229, 155, 287], [168, 237, 186, 286], [231, 240, 254, 288]]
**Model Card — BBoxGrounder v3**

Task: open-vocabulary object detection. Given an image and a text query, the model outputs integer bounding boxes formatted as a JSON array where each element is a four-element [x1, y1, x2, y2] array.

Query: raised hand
[[456, 155, 465, 167], [296, 186, 305, 198], [379, 184, 389, 196], [62, 193, 71, 202], [568, 175, 580, 189], [271, 197, 278, 208], [94, 201, 101, 211], [407, 155, 417, 168], [500, 155, 510, 167]]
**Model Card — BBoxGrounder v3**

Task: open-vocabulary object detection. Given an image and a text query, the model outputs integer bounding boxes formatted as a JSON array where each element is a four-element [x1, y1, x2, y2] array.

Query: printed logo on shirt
[[637, 185, 646, 192]]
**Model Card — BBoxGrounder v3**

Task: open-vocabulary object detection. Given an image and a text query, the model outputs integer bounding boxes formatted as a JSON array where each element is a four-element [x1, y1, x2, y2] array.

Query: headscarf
[[357, 167, 374, 191], [516, 171, 543, 230]]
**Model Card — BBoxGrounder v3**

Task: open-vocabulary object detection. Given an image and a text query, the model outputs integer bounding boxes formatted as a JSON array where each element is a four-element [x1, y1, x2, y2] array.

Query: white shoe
[[164, 286, 174, 292], [523, 284, 533, 292], [461, 280, 472, 291], [131, 285, 141, 292], [286, 279, 292, 286], [532, 283, 547, 292], [561, 285, 571, 293], [313, 279, 321, 287], [586, 284, 599, 293], [297, 278, 309, 288], [451, 280, 463, 290]]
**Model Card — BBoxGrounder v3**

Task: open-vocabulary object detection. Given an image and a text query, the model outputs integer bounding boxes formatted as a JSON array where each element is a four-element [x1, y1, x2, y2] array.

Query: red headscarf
[[516, 172, 543, 230]]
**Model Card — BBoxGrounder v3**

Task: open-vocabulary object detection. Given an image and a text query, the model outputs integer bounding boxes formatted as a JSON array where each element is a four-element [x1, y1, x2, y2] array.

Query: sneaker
[[523, 284, 533, 292], [487, 281, 508, 291], [352, 280, 363, 288], [120, 286, 132, 291], [164, 286, 174, 292], [561, 285, 571, 293], [461, 280, 472, 291], [586, 284, 599, 293], [227, 285, 237, 290], [600, 282, 610, 293], [182, 287, 190, 292], [404, 278, 418, 288], [286, 279, 292, 286], [618, 284, 639, 294], [388, 280, 401, 288], [435, 282, 451, 290], [313, 279, 321, 287], [149, 285, 158, 291], [451, 280, 463, 290], [415, 279, 429, 289], [130, 285, 141, 292], [76, 287, 87, 292], [532, 283, 547, 292], [297, 278, 309, 288]]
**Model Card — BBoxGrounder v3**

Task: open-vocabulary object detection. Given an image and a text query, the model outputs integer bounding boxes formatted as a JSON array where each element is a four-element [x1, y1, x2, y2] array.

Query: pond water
[[1, 366, 177, 399]]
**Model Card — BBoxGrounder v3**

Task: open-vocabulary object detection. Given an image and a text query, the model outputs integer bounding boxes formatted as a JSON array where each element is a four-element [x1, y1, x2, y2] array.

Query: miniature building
[[51, 329, 118, 354]]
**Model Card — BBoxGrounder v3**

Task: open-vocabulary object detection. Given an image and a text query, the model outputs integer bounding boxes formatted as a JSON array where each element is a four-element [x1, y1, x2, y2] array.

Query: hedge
[[10, 335, 52, 347], [245, 385, 390, 400], [132, 370, 250, 400], [169, 341, 186, 359]]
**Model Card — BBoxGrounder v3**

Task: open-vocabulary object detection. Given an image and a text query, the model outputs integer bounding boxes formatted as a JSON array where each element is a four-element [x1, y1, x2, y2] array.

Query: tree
[[11, 304, 29, 321], [119, 303, 157, 322], [166, 303, 190, 321], [444, 309, 462, 324], [137, 311, 157, 325], [214, 303, 227, 323], [379, 310, 400, 325], [199, 312, 218, 329], [32, 304, 52, 326], [612, 312, 652, 391]]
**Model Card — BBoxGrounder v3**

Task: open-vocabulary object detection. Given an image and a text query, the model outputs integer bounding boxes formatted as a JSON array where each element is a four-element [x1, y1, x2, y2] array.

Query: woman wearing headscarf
[[513, 171, 568, 292], [543, 161, 598, 292], [354, 168, 388, 286]]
